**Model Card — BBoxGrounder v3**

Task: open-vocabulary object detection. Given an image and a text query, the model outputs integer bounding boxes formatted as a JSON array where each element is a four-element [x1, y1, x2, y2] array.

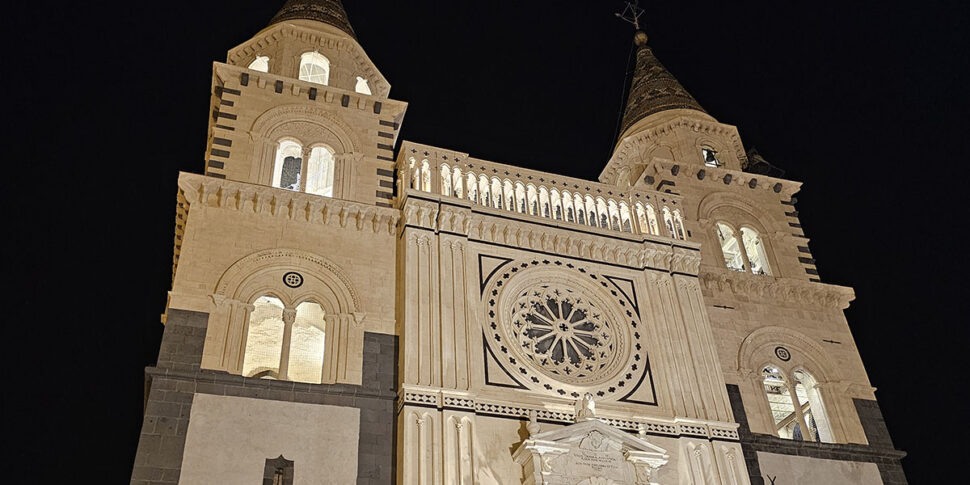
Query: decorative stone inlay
[[774, 346, 791, 362], [282, 271, 304, 288], [483, 258, 649, 397]]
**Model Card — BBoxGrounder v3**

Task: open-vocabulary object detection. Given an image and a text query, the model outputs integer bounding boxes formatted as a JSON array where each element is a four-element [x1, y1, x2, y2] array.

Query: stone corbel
[[625, 449, 669, 485]]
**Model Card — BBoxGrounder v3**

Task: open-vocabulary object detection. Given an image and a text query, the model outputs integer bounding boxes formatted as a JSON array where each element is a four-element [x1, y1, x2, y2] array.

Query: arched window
[[503, 180, 514, 211], [673, 209, 686, 240], [298, 52, 330, 85], [662, 207, 676, 238], [527, 185, 539, 216], [421, 160, 431, 192], [645, 204, 660, 235], [597, 198, 610, 229], [272, 140, 303, 191], [440, 164, 452, 196], [741, 227, 772, 275], [563, 191, 575, 222], [792, 370, 833, 443], [551, 189, 563, 220], [515, 183, 527, 213], [479, 175, 490, 206], [305, 146, 334, 197], [354, 76, 372, 95], [575, 194, 587, 225], [635, 203, 648, 234], [619, 202, 633, 233], [408, 157, 420, 190], [716, 222, 746, 271], [585, 195, 597, 227], [452, 167, 464, 199], [762, 366, 833, 443], [607, 200, 621, 231], [491, 178, 503, 209], [539, 187, 550, 218], [466, 172, 478, 203], [762, 365, 799, 440], [242, 296, 286, 379], [286, 301, 327, 384], [248, 56, 269, 72]]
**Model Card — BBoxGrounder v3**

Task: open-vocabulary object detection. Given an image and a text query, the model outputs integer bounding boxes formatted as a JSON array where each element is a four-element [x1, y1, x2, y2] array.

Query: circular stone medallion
[[282, 271, 304, 288]]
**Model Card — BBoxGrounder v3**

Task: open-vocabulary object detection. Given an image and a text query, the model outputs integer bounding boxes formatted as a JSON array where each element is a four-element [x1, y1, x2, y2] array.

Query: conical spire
[[619, 31, 706, 136], [269, 0, 356, 39]]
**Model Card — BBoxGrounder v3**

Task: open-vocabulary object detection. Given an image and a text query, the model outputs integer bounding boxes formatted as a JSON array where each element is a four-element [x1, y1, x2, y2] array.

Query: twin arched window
[[242, 296, 327, 384], [299, 52, 330, 85], [761, 366, 832, 442], [272, 140, 335, 197], [715, 222, 772, 275]]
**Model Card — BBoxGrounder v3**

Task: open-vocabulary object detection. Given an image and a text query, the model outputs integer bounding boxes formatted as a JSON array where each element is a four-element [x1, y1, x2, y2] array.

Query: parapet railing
[[398, 147, 689, 241]]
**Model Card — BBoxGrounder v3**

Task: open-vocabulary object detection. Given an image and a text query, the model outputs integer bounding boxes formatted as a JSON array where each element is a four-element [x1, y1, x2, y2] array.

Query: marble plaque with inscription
[[513, 420, 669, 485]]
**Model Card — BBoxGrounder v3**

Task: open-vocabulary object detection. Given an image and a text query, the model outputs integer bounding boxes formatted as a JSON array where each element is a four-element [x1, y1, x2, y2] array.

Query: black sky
[[6, 1, 967, 482]]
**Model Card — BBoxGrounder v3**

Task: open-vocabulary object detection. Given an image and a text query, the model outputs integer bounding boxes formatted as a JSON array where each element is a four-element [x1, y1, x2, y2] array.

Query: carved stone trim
[[700, 270, 854, 310]]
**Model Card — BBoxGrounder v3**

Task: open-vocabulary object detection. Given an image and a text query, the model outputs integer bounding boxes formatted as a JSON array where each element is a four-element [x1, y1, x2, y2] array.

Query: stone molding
[[700, 270, 855, 310], [399, 387, 739, 441], [213, 247, 361, 312], [177, 172, 400, 235], [400, 197, 702, 274]]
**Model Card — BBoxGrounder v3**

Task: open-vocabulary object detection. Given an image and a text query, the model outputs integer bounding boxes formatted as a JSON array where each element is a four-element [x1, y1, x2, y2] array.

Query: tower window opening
[[272, 140, 303, 191], [702, 148, 720, 167], [248, 56, 270, 73], [716, 222, 746, 271], [762, 366, 833, 443], [242, 296, 326, 385], [354, 76, 371, 95], [741, 227, 772, 275], [305, 146, 334, 197], [299, 52, 330, 85]]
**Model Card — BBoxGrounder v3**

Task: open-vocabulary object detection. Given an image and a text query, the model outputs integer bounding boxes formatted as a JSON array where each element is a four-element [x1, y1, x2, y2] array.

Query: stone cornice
[[177, 172, 400, 235], [400, 196, 702, 275], [647, 159, 802, 201], [700, 270, 855, 310], [227, 22, 391, 98]]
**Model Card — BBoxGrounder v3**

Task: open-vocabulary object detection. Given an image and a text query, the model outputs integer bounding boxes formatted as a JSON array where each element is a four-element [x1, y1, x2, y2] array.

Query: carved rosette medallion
[[484, 258, 649, 399]]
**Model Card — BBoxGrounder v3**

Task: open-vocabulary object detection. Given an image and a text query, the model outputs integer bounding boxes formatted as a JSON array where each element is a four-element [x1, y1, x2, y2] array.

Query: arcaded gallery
[[129, 1, 908, 484]]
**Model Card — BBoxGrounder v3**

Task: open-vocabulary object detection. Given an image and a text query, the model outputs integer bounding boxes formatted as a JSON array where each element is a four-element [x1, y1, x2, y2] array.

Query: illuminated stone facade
[[130, 1, 907, 484]]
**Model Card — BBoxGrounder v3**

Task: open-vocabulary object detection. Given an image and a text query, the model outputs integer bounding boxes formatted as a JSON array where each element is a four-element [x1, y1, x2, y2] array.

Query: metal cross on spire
[[615, 0, 645, 30]]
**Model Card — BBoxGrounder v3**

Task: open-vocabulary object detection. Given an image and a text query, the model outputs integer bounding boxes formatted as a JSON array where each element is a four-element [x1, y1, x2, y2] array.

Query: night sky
[[7, 1, 966, 482]]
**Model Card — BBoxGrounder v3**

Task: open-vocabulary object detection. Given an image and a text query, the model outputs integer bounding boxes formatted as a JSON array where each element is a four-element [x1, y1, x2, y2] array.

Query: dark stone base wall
[[130, 309, 398, 485], [726, 384, 907, 485]]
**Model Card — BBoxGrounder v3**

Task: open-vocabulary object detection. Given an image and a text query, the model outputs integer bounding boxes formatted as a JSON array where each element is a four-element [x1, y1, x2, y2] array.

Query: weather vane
[[615, 0, 645, 30]]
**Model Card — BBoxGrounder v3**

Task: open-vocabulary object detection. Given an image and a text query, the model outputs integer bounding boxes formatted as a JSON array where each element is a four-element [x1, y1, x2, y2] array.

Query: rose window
[[511, 286, 616, 379]]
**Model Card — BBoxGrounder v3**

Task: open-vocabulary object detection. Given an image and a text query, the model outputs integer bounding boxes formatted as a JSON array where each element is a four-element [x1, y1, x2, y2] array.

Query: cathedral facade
[[129, 2, 907, 484]]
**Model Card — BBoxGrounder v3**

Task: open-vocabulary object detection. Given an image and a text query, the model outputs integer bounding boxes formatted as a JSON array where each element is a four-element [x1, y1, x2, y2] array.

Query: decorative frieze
[[177, 172, 399, 236], [700, 270, 855, 310], [400, 388, 740, 440]]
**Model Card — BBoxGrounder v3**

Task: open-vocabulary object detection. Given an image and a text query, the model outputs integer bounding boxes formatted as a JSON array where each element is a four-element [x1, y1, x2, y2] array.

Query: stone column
[[278, 308, 296, 380]]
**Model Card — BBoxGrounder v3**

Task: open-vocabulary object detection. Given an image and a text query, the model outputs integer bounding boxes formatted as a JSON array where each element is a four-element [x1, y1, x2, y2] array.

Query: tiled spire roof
[[269, 0, 356, 39], [619, 31, 705, 135]]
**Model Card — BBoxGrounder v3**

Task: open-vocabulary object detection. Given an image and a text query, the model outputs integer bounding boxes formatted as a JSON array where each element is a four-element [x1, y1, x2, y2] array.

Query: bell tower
[[131, 1, 405, 484]]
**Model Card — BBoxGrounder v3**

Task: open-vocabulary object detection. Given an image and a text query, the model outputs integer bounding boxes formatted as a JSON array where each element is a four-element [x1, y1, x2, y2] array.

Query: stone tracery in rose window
[[512, 286, 616, 380]]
